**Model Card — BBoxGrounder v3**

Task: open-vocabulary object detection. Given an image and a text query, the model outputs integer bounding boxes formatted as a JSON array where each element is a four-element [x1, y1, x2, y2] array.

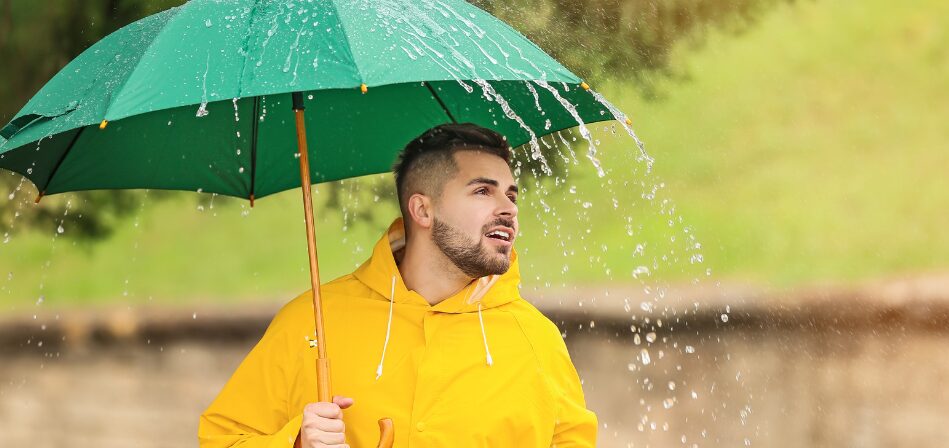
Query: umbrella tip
[[625, 117, 632, 125], [35, 191, 44, 203], [580, 82, 590, 91], [99, 120, 108, 129], [360, 83, 367, 94], [249, 194, 255, 208]]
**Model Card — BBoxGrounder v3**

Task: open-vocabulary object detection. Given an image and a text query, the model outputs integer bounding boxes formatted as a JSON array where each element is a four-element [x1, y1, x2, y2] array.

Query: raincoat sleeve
[[198, 311, 304, 448], [546, 326, 598, 447]]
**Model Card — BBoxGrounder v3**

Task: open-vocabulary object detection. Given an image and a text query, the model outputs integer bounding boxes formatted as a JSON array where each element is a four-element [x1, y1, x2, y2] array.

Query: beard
[[431, 217, 511, 278]]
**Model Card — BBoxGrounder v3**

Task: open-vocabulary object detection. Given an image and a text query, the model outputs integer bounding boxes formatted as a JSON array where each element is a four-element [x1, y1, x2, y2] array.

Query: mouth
[[484, 226, 515, 247]]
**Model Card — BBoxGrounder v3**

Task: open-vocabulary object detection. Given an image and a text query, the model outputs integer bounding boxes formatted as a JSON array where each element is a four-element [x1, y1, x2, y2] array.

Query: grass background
[[1, 0, 946, 311]]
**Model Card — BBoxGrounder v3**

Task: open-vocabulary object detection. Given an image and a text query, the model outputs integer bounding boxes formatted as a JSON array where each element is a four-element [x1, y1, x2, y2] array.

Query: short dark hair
[[393, 123, 511, 222]]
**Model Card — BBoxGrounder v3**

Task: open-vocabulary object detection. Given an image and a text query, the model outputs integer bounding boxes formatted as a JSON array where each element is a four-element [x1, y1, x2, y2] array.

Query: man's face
[[431, 150, 519, 278]]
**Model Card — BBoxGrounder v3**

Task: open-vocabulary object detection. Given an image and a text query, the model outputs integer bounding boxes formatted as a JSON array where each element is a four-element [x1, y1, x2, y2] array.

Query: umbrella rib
[[249, 96, 260, 203], [99, 7, 189, 121], [40, 125, 86, 195], [425, 82, 458, 124]]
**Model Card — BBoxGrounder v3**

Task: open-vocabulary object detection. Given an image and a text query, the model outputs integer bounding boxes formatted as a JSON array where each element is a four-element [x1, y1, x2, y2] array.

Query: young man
[[199, 123, 596, 447]]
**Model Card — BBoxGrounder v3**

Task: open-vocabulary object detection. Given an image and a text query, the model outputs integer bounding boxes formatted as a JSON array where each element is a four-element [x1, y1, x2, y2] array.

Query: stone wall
[[2, 278, 948, 447]]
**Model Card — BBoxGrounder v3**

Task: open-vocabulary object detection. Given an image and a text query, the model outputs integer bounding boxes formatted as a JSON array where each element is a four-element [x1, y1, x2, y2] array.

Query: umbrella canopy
[[0, 0, 614, 201]]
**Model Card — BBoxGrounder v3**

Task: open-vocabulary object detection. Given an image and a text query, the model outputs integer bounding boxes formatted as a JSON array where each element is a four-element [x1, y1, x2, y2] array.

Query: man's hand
[[299, 396, 354, 448]]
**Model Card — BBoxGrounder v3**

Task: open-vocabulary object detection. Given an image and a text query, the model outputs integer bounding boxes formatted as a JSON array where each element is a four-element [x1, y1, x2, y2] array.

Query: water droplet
[[632, 266, 650, 279], [645, 332, 656, 343], [640, 348, 651, 365], [721, 313, 729, 323], [56, 224, 64, 234], [668, 381, 676, 391], [684, 345, 695, 354], [663, 398, 674, 409], [205, 19, 212, 27]]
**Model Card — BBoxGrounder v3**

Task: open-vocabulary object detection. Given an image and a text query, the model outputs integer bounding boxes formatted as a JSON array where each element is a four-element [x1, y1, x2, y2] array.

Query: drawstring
[[468, 285, 494, 367], [478, 302, 493, 367], [375, 276, 396, 380], [376, 276, 495, 378]]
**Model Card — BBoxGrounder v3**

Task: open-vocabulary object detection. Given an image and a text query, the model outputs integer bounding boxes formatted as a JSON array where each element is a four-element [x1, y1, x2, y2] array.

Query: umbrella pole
[[291, 92, 394, 448], [292, 92, 333, 403]]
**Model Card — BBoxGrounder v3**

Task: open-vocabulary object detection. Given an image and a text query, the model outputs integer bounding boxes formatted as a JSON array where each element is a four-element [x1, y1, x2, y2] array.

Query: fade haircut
[[393, 123, 512, 230]]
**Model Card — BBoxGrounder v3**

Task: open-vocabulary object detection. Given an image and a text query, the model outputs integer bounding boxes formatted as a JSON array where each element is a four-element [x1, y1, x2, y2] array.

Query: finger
[[308, 431, 345, 445], [304, 402, 342, 419], [333, 396, 355, 410], [316, 417, 345, 433]]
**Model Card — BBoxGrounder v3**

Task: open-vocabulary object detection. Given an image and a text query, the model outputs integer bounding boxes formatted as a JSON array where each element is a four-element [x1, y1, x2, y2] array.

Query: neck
[[398, 232, 473, 306]]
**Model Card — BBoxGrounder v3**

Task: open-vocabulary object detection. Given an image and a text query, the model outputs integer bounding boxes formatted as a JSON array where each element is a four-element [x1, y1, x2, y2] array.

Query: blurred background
[[0, 0, 947, 447]]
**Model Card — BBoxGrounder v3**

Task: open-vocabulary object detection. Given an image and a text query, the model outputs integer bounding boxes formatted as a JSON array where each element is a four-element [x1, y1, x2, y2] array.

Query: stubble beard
[[431, 217, 511, 278]]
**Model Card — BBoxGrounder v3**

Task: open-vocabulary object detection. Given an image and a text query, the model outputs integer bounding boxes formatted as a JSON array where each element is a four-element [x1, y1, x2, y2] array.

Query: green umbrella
[[0, 1, 623, 444]]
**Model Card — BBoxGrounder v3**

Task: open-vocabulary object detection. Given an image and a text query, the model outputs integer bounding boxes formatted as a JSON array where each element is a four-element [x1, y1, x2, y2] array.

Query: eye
[[474, 187, 489, 195], [507, 194, 517, 204]]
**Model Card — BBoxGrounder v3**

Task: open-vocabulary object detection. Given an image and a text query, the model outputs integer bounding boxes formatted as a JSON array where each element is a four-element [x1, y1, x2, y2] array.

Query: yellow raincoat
[[199, 219, 596, 447]]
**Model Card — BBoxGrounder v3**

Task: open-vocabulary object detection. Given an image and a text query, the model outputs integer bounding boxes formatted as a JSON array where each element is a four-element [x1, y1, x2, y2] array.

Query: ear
[[406, 193, 434, 230]]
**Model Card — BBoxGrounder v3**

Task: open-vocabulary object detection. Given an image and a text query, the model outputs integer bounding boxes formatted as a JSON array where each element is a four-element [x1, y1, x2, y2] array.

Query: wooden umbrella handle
[[376, 418, 395, 448]]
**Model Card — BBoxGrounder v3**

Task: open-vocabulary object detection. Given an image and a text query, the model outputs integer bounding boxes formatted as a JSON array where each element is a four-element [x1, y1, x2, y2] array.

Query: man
[[199, 123, 597, 447]]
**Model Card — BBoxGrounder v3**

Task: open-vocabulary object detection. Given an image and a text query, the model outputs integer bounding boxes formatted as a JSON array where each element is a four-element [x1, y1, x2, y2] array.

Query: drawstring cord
[[375, 276, 396, 380], [478, 302, 493, 367], [376, 276, 495, 378]]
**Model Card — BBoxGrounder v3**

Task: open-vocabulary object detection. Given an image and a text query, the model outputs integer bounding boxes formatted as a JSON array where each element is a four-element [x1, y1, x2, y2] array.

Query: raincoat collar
[[353, 218, 522, 313]]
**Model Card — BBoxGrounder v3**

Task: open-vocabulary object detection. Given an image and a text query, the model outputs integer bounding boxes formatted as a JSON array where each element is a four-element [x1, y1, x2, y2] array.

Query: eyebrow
[[466, 177, 519, 194]]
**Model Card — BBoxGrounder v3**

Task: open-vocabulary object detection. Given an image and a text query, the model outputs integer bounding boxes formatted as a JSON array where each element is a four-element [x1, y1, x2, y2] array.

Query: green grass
[[1, 0, 947, 310], [606, 0, 949, 285]]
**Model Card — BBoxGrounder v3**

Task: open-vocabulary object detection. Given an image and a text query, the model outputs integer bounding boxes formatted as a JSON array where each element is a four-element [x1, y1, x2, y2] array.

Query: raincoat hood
[[355, 218, 519, 375], [353, 217, 522, 313]]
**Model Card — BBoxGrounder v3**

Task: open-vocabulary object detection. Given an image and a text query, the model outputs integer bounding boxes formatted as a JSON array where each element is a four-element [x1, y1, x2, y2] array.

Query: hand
[[299, 396, 354, 448]]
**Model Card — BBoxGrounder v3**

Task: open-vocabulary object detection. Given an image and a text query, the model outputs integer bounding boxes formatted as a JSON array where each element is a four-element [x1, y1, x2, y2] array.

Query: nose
[[496, 194, 517, 218]]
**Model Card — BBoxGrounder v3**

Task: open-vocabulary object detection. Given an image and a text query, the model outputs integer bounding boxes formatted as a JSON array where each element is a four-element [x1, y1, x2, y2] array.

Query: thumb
[[333, 395, 355, 410]]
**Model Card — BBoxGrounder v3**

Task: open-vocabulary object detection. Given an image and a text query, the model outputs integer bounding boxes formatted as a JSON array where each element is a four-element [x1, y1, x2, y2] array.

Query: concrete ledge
[[3, 273, 949, 353]]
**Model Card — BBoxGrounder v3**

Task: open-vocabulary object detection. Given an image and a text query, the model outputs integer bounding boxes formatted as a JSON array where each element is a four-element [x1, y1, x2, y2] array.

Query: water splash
[[196, 52, 211, 117]]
